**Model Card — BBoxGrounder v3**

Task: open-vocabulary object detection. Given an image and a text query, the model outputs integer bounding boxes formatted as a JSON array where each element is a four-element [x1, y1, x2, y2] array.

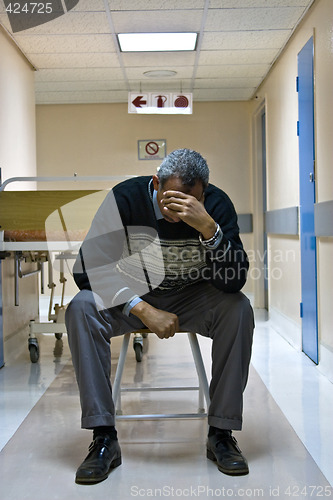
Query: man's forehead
[[161, 177, 204, 199], [162, 177, 200, 190]]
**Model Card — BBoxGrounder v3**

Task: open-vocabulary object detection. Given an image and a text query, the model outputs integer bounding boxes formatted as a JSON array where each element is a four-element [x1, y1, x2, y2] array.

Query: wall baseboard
[[269, 306, 302, 350], [269, 306, 333, 382], [318, 343, 333, 384]]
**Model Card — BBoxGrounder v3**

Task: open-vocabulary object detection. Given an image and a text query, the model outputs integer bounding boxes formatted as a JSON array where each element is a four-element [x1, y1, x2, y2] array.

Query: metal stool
[[113, 329, 210, 420]]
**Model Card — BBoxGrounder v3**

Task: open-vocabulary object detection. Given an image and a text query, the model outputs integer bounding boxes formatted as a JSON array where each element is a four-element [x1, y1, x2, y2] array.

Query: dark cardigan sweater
[[73, 176, 249, 309]]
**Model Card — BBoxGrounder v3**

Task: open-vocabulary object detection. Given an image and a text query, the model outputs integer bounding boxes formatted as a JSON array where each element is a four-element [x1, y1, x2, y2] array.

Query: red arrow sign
[[132, 96, 147, 108]]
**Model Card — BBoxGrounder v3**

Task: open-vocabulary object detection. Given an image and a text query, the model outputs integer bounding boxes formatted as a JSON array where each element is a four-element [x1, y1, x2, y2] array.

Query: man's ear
[[152, 174, 160, 191]]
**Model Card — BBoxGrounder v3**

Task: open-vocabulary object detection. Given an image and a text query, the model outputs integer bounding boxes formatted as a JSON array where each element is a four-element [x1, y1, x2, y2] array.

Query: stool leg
[[198, 382, 205, 414], [113, 332, 131, 414], [188, 332, 210, 411]]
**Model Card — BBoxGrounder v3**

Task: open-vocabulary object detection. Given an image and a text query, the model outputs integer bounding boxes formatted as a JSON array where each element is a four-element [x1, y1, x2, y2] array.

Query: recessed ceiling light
[[117, 32, 197, 52], [143, 70, 177, 78]]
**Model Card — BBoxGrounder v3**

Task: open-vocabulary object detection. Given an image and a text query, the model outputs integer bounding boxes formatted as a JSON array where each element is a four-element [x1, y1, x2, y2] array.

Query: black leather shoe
[[207, 430, 249, 476], [75, 436, 122, 484]]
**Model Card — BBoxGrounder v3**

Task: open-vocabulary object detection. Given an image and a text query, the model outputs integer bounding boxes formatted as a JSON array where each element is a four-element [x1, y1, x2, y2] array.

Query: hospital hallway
[[0, 308, 332, 500]]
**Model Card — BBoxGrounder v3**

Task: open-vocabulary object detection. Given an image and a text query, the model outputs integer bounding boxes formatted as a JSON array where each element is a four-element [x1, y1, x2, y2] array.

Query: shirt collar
[[153, 188, 164, 220]]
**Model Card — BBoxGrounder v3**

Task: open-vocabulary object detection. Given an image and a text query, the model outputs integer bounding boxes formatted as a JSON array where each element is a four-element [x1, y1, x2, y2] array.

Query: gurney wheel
[[134, 343, 143, 362], [29, 343, 39, 363]]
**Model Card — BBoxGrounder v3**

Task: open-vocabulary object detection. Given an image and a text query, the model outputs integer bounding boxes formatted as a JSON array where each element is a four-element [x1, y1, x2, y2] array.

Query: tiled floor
[[0, 309, 332, 499]]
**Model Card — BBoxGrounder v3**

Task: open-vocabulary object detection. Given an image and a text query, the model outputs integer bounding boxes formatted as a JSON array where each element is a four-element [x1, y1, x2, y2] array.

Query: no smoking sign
[[146, 141, 159, 155], [138, 140, 166, 161]]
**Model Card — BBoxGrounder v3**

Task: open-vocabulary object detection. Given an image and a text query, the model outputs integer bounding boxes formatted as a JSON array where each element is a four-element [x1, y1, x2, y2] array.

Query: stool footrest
[[116, 413, 208, 420], [120, 386, 200, 393]]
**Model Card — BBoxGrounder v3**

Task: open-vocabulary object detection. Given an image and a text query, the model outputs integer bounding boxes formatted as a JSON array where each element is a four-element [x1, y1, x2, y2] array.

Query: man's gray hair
[[157, 149, 209, 189]]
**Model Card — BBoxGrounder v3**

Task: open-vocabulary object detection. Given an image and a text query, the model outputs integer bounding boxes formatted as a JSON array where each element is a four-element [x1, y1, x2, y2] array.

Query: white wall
[[0, 26, 38, 362], [36, 101, 253, 211], [0, 27, 36, 188]]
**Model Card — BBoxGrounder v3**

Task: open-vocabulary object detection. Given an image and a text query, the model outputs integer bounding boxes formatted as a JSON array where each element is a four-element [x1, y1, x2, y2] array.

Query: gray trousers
[[65, 282, 254, 431]]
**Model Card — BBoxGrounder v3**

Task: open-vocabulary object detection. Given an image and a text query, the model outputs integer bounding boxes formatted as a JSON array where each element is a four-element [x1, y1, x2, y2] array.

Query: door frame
[[252, 99, 268, 310]]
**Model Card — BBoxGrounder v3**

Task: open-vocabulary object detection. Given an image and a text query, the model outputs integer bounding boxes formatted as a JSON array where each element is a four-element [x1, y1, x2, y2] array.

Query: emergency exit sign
[[128, 92, 192, 114]]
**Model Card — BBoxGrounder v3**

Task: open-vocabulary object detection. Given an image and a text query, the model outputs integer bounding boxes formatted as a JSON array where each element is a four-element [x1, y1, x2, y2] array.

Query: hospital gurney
[[0, 175, 147, 363]]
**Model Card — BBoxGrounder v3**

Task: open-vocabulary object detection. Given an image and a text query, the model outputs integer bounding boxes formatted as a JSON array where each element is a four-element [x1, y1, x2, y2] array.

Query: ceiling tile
[[126, 65, 194, 80], [205, 7, 306, 31], [35, 68, 125, 82], [32, 52, 120, 69], [14, 34, 115, 53], [201, 30, 292, 50], [108, 0, 205, 10], [122, 52, 196, 67], [196, 64, 269, 78], [209, 0, 311, 6], [111, 10, 203, 33], [199, 49, 277, 65], [70, 0, 105, 10], [127, 80, 192, 92]]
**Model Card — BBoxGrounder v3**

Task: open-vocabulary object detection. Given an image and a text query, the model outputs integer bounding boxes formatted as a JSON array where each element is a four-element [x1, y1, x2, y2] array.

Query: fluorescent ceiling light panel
[[118, 32, 197, 52]]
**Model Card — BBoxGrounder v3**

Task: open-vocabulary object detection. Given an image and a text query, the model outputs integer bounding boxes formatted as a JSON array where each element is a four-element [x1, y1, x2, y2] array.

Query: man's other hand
[[131, 301, 179, 339]]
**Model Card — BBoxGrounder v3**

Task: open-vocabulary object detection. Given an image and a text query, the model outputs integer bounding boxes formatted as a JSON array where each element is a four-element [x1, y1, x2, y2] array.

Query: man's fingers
[[162, 197, 186, 208], [166, 316, 179, 338], [163, 190, 188, 199], [150, 310, 179, 339], [162, 195, 193, 217], [162, 203, 184, 214]]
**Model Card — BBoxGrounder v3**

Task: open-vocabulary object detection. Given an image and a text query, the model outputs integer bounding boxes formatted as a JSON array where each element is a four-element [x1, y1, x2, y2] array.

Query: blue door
[[297, 36, 318, 364]]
